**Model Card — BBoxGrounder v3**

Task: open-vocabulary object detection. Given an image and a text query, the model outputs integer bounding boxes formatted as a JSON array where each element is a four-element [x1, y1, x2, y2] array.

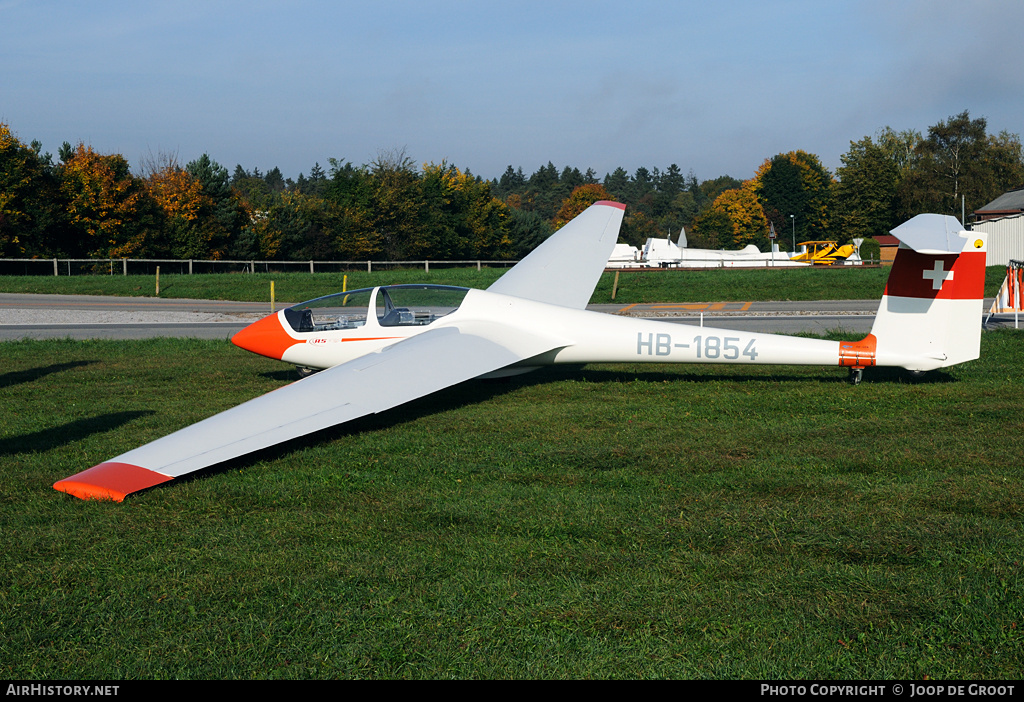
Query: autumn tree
[[57, 144, 159, 258], [692, 184, 770, 250], [696, 175, 744, 211], [552, 183, 612, 228], [417, 162, 511, 259], [140, 151, 208, 257]]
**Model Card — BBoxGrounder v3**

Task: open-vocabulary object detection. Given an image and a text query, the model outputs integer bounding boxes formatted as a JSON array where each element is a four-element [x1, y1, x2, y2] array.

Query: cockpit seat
[[379, 307, 415, 327], [284, 307, 315, 332]]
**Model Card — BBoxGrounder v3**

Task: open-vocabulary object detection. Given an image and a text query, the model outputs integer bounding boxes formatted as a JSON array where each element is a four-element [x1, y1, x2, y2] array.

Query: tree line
[[1, 111, 1022, 262]]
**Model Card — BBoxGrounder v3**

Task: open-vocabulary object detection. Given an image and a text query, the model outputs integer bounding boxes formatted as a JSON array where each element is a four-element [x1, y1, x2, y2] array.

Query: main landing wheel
[[848, 367, 863, 385]]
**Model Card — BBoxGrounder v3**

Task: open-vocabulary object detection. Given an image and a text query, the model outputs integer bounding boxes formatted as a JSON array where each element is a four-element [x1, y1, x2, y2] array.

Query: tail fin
[[869, 214, 988, 371]]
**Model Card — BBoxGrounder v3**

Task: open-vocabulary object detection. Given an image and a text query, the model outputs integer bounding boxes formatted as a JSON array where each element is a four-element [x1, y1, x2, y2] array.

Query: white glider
[[54, 202, 987, 501]]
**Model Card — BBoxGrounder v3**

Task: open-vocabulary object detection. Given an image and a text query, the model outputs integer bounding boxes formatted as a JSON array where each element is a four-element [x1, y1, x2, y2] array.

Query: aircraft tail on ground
[[851, 215, 988, 373]]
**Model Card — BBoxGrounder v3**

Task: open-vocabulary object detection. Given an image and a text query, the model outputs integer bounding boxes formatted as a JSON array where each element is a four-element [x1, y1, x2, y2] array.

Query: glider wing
[[487, 200, 625, 309], [54, 323, 561, 501]]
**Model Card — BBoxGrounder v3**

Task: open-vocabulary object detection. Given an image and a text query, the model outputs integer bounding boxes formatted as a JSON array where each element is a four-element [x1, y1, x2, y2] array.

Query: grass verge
[[1, 332, 1022, 678], [0, 266, 1009, 304]]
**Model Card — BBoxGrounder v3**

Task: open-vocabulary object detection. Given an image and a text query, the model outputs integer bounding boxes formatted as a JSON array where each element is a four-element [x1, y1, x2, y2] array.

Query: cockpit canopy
[[283, 284, 471, 333]]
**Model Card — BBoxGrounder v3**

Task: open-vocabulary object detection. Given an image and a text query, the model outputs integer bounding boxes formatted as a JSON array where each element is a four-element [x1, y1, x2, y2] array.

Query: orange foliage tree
[[58, 144, 158, 257], [552, 183, 612, 229], [143, 158, 208, 257], [693, 183, 769, 249], [145, 161, 206, 223]]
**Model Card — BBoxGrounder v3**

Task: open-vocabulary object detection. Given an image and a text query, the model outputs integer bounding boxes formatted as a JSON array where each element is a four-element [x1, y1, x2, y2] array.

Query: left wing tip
[[54, 462, 172, 502], [594, 200, 626, 211]]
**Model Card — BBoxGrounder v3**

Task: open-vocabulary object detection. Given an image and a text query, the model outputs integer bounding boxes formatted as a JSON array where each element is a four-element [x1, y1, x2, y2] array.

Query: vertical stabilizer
[[870, 215, 987, 370]]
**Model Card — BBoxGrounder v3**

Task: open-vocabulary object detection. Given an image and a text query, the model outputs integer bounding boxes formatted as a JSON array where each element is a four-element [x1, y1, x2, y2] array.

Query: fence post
[[53, 258, 58, 276], [367, 260, 371, 273], [425, 260, 429, 273], [310, 260, 314, 274], [477, 261, 481, 272], [189, 259, 193, 275], [123, 258, 127, 275]]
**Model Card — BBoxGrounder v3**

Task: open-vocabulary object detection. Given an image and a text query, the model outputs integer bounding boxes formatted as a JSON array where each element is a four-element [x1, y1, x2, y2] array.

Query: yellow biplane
[[790, 240, 857, 265]]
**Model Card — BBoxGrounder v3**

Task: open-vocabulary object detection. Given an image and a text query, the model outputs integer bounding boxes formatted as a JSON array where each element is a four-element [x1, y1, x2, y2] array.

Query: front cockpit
[[283, 284, 471, 333]]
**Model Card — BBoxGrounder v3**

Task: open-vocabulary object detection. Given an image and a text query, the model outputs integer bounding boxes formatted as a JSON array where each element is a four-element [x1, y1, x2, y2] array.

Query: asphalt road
[[0, 292, 886, 340], [0, 293, 271, 340]]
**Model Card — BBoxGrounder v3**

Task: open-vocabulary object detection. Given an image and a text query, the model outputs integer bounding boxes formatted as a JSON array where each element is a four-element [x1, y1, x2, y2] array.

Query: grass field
[[1, 332, 1022, 679], [0, 265, 1010, 304]]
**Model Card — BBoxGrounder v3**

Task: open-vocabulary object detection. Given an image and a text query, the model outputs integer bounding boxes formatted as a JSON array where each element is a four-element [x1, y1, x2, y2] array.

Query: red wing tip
[[594, 200, 626, 210], [53, 462, 173, 502]]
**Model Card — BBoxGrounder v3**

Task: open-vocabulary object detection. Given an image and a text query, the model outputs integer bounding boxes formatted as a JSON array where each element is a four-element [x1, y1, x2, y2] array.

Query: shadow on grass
[[569, 365, 956, 385], [0, 360, 97, 389], [0, 411, 153, 456], [259, 369, 302, 382], [861, 366, 956, 384], [148, 362, 954, 496], [168, 369, 564, 492]]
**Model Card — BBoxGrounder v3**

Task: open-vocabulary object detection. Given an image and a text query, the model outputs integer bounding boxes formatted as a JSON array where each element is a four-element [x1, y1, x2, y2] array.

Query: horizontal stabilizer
[[890, 214, 968, 254]]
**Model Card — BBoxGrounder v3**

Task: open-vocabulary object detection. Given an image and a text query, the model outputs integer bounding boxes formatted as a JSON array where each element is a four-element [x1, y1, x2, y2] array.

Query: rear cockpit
[[283, 285, 471, 333]]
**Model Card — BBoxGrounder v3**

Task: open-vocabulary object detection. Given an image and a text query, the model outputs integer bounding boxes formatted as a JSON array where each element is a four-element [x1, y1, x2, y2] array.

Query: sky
[[2, 0, 1023, 183]]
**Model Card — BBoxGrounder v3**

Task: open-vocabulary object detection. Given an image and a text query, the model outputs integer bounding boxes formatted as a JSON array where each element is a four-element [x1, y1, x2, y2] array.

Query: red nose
[[232, 312, 300, 360]]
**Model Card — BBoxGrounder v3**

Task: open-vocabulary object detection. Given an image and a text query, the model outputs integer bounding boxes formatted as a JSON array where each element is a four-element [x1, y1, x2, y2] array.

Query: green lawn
[[0, 265, 1008, 304], [1, 332, 1022, 679]]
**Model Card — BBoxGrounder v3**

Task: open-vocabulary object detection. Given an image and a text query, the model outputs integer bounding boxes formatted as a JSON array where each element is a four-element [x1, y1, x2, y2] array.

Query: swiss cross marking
[[922, 260, 954, 290]]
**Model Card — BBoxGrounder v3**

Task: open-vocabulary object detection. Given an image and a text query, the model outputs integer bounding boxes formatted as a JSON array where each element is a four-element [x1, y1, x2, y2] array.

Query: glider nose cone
[[232, 311, 298, 360]]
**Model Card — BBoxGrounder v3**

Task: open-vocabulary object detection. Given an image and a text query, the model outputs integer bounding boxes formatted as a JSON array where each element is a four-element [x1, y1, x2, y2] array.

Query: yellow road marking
[[644, 302, 753, 312]]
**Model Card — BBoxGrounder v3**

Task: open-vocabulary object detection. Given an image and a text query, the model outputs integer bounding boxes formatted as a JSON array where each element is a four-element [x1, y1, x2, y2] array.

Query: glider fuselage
[[234, 285, 854, 374]]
